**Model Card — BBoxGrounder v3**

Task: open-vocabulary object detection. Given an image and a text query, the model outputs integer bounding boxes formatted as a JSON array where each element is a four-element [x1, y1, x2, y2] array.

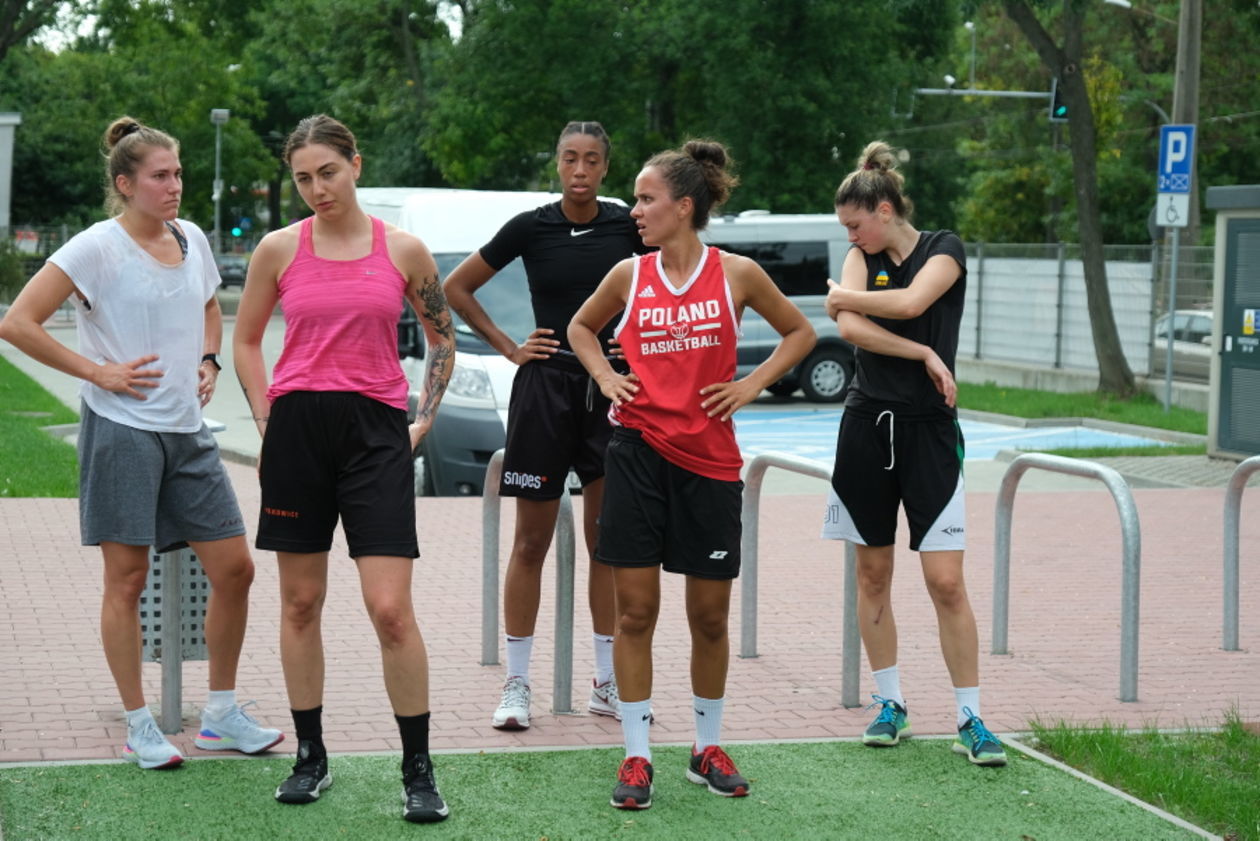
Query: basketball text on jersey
[[635, 298, 725, 356]]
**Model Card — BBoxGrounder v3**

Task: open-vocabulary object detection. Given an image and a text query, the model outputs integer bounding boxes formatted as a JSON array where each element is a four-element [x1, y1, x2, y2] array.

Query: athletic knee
[[282, 589, 325, 629], [206, 554, 255, 595], [688, 611, 728, 646], [509, 534, 553, 567], [366, 600, 418, 649], [617, 602, 659, 637], [925, 574, 967, 611]]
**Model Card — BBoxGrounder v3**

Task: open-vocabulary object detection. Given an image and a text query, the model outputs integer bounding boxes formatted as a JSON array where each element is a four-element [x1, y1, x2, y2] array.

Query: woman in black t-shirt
[[821, 141, 1006, 767], [444, 121, 645, 731]]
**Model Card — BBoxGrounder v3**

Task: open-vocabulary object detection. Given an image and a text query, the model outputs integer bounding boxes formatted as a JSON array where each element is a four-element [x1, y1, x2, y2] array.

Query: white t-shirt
[[48, 218, 220, 433]]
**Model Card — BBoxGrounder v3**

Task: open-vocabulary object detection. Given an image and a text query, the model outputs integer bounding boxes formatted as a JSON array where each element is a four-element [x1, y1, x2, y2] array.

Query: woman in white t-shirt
[[0, 116, 282, 770]]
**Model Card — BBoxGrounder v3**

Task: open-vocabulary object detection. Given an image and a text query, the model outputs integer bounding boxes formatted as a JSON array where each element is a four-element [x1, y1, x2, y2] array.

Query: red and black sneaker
[[610, 756, 654, 810], [686, 744, 749, 797]]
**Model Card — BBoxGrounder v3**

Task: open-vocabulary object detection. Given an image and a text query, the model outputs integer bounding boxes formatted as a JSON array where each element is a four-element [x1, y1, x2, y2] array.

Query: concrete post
[[0, 113, 22, 237]]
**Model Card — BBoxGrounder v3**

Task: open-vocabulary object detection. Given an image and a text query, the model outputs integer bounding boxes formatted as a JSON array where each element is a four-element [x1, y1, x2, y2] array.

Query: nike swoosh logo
[[570, 228, 594, 237]]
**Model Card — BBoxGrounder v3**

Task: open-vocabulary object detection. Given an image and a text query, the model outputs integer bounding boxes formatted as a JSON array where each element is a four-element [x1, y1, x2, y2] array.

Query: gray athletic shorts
[[78, 402, 246, 553]]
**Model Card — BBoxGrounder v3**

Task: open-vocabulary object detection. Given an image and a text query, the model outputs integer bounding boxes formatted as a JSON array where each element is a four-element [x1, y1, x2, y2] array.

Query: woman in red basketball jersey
[[569, 140, 814, 810]]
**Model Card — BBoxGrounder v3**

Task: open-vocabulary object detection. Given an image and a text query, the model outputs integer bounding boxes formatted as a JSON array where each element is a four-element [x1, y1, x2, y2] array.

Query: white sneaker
[[195, 702, 285, 754], [588, 676, 620, 720], [491, 676, 531, 730], [123, 717, 184, 769]]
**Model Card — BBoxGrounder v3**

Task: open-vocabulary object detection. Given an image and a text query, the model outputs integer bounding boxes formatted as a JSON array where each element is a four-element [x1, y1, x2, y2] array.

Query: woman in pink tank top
[[569, 140, 814, 810], [233, 114, 455, 823]]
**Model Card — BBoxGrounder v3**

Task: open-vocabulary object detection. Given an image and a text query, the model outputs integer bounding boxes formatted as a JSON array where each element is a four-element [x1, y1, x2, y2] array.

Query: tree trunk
[[1004, 0, 1136, 396]]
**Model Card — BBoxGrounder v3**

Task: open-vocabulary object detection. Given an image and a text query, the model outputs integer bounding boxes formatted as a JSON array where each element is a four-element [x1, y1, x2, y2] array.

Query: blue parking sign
[[1157, 125, 1195, 194]]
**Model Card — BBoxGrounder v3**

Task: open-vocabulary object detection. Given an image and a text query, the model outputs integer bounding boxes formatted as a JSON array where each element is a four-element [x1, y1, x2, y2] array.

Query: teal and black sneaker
[[952, 707, 1007, 766], [862, 695, 911, 747]]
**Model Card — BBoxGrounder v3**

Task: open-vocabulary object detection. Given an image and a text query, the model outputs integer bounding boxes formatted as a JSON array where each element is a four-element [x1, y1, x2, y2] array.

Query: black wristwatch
[[201, 353, 222, 371]]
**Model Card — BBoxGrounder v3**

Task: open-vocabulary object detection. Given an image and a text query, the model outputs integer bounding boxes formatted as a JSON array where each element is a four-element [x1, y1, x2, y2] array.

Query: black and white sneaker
[[611, 756, 653, 810], [402, 754, 450, 823], [275, 740, 331, 804]]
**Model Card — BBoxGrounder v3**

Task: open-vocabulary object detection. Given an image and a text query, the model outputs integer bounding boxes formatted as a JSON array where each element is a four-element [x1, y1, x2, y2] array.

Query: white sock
[[873, 665, 904, 706], [124, 705, 154, 733], [620, 699, 653, 762], [955, 686, 981, 728], [205, 689, 236, 717], [505, 635, 534, 683], [693, 695, 725, 752], [592, 633, 615, 685]]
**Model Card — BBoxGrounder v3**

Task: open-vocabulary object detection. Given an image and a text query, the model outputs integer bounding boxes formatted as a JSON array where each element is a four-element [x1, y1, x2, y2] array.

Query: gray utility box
[[139, 547, 211, 732], [1206, 185, 1260, 459]]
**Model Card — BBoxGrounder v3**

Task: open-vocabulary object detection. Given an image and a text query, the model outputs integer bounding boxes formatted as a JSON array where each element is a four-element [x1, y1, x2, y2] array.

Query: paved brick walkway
[[2, 460, 1257, 764]]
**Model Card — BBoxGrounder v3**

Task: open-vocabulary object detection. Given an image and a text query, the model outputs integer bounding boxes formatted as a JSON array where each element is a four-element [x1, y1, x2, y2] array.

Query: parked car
[[1151, 309, 1213, 382], [214, 253, 248, 288], [702, 212, 854, 402]]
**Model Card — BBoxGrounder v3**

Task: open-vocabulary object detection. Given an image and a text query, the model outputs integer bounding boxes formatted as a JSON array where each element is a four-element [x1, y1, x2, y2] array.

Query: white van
[[358, 187, 563, 496], [360, 189, 853, 495], [702, 212, 853, 401]]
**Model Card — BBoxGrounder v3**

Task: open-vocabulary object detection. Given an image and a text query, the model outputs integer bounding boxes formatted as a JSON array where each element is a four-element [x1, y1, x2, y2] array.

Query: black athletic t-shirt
[[845, 230, 967, 419], [479, 200, 646, 355]]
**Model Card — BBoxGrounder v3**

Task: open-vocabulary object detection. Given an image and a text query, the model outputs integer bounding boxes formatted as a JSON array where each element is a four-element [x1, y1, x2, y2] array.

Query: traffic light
[[231, 226, 242, 238], [1049, 78, 1069, 123]]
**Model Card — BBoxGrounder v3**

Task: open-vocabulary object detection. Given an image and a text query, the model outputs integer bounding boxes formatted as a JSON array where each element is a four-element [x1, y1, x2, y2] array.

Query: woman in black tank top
[[823, 141, 1007, 768]]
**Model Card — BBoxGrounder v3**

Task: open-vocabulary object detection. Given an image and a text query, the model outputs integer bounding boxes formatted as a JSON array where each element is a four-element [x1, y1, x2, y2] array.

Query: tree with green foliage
[[0, 0, 60, 64], [423, 0, 955, 213], [1002, 0, 1135, 395]]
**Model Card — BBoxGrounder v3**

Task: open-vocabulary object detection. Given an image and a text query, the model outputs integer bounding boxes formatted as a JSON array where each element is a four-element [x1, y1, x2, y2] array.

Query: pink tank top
[[267, 216, 409, 410], [611, 247, 743, 481]]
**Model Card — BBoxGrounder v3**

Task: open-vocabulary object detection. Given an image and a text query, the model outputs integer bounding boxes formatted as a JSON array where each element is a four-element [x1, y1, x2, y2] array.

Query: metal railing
[[993, 453, 1142, 702], [740, 452, 862, 708], [1223, 455, 1260, 651], [481, 449, 577, 714]]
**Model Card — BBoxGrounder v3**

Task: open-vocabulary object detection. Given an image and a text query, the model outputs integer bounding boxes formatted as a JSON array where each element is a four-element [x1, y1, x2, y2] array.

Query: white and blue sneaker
[[123, 717, 184, 770], [195, 702, 285, 754]]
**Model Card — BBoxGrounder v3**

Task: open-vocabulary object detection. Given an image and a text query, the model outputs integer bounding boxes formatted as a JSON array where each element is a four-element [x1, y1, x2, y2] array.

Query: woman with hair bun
[[0, 116, 282, 770], [822, 140, 1006, 767], [569, 139, 814, 810]]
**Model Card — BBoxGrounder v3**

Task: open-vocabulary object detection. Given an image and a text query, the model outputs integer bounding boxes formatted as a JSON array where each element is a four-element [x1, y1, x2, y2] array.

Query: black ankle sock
[[291, 706, 325, 754], [396, 711, 431, 762]]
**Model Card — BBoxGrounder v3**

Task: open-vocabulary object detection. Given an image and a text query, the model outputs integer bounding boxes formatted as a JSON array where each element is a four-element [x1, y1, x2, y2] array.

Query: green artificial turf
[[0, 742, 1204, 840], [0, 355, 78, 498]]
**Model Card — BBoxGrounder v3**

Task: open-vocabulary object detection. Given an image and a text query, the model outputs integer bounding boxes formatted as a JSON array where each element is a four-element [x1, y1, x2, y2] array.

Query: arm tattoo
[[410, 272, 454, 423]]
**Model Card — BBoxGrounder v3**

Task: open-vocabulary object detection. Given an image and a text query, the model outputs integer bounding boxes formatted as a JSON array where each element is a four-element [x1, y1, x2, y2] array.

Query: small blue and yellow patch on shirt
[[874, 270, 890, 287]]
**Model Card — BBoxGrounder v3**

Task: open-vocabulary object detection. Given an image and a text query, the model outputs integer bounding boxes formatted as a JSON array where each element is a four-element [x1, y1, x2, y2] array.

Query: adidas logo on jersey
[[637, 285, 656, 298]]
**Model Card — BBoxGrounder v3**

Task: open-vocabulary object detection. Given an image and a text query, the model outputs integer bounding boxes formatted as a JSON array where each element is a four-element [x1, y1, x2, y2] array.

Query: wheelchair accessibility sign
[[1157, 124, 1195, 229]]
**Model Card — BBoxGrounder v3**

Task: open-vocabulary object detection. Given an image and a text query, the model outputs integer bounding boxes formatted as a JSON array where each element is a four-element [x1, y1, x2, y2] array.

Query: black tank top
[[845, 230, 967, 419]]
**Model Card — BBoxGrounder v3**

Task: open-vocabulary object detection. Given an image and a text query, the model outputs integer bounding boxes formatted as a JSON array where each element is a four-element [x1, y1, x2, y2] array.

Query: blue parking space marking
[[733, 409, 1172, 464]]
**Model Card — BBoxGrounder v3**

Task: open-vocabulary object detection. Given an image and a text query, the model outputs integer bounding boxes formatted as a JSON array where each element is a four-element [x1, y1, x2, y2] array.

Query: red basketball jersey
[[611, 247, 743, 481]]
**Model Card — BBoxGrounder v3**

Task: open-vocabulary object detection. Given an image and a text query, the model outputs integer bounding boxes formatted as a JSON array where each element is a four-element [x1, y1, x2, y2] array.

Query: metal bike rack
[[1223, 455, 1260, 651], [741, 452, 862, 708], [993, 453, 1142, 702], [481, 449, 577, 714]]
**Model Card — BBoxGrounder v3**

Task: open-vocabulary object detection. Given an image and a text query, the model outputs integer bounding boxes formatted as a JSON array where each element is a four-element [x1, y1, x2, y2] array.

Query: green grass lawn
[[1031, 712, 1260, 841], [0, 355, 78, 498], [957, 381, 1207, 436], [0, 742, 1206, 841]]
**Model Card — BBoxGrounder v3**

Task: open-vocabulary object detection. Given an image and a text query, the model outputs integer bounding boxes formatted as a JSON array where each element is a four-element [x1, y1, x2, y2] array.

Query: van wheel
[[414, 444, 436, 496], [799, 349, 851, 403], [766, 379, 798, 397]]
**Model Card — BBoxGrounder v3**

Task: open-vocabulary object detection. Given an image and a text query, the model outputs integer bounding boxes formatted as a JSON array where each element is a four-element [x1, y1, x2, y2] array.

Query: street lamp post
[[210, 108, 230, 254], [964, 21, 976, 90]]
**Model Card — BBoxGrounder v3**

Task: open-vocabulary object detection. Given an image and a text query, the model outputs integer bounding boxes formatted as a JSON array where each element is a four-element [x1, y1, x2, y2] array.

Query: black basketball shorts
[[822, 410, 966, 552], [596, 428, 743, 580]]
